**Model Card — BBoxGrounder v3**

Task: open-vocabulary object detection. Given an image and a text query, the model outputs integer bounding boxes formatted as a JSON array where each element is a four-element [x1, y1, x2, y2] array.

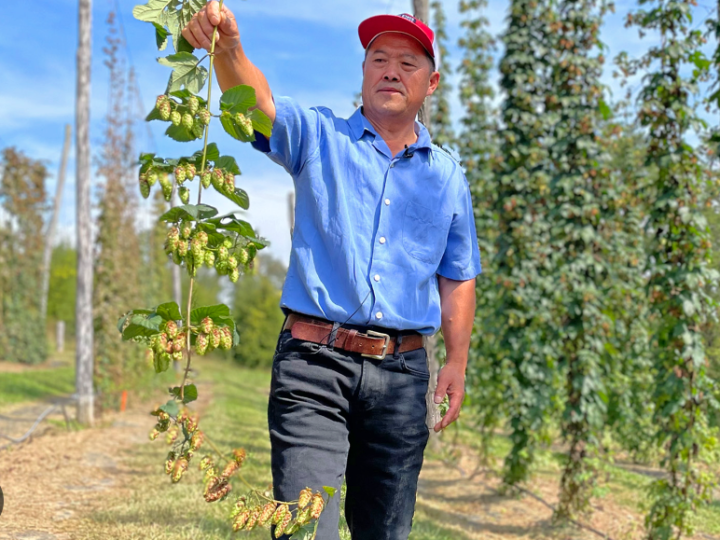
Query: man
[[182, 4, 481, 539]]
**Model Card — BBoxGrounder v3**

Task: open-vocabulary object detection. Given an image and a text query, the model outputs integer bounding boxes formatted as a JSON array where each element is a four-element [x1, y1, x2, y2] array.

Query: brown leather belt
[[282, 313, 424, 360]]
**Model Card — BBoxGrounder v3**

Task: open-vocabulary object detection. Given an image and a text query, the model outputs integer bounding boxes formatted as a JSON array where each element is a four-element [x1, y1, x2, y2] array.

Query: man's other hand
[[182, 1, 240, 53], [433, 362, 465, 432]]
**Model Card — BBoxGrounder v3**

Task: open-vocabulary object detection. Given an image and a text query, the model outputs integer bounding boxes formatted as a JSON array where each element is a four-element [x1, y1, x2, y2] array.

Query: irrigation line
[[0, 402, 72, 450]]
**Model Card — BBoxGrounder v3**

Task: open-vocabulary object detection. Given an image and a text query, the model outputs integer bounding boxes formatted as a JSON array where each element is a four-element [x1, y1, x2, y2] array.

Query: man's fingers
[[187, 19, 212, 50], [433, 390, 463, 432], [207, 0, 222, 26], [181, 24, 201, 49], [434, 378, 449, 404], [198, 12, 216, 38], [219, 5, 236, 33]]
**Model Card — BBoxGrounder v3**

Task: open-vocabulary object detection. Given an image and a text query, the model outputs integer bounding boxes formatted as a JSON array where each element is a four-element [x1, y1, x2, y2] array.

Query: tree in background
[[619, 1, 720, 537], [141, 190, 174, 306], [47, 243, 78, 335], [457, 0, 503, 461], [429, 0, 455, 147], [0, 148, 48, 364], [93, 12, 145, 409], [232, 254, 286, 368]]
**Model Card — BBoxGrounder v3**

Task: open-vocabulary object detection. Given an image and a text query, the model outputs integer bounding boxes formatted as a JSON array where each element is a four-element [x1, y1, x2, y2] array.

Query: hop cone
[[165, 425, 179, 444], [233, 448, 247, 466], [188, 96, 199, 114], [298, 488, 312, 510], [174, 166, 186, 183], [221, 460, 239, 479], [297, 506, 312, 526], [222, 237, 233, 249], [233, 511, 250, 532], [283, 522, 300, 536], [185, 163, 196, 179], [149, 428, 160, 441], [205, 250, 215, 268], [164, 320, 179, 339], [224, 172, 235, 193], [276, 509, 292, 538], [227, 255, 238, 270], [190, 430, 204, 451], [209, 328, 222, 349], [180, 221, 192, 239], [139, 180, 150, 199], [219, 327, 233, 350], [212, 168, 224, 191], [192, 120, 204, 139], [159, 173, 173, 201], [182, 113, 194, 130], [195, 231, 208, 247], [171, 350, 183, 362], [191, 237, 204, 259], [217, 246, 229, 261], [245, 509, 261, 531], [164, 452, 176, 475], [258, 502, 277, 527], [215, 261, 229, 276], [271, 503, 288, 525], [199, 317, 213, 334], [310, 493, 324, 519], [172, 336, 184, 353], [159, 101, 172, 121], [155, 94, 168, 109], [195, 333, 209, 355], [179, 186, 190, 204], [171, 458, 189, 483], [201, 170, 212, 188], [147, 170, 158, 187], [237, 248, 249, 265], [186, 252, 198, 277], [154, 333, 169, 354], [204, 477, 231, 502], [234, 495, 247, 511], [230, 268, 240, 283], [171, 111, 182, 126], [235, 112, 254, 138], [198, 108, 211, 125], [199, 455, 214, 471], [172, 251, 182, 265]]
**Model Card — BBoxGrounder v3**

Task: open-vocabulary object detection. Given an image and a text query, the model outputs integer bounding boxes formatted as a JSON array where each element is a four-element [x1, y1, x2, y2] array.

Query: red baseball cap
[[358, 13, 435, 59]]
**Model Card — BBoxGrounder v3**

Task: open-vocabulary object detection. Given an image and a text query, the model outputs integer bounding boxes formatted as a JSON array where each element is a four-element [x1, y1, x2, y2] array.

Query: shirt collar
[[348, 107, 434, 155]]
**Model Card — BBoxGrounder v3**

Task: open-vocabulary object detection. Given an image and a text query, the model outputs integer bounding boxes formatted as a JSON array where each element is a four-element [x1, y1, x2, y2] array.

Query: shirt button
[[375, 312, 383, 320], [384, 199, 390, 206], [379, 237, 386, 244], [374, 274, 380, 282]]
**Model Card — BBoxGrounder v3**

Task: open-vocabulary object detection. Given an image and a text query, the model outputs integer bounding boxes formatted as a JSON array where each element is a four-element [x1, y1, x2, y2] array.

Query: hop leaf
[[179, 186, 190, 204], [188, 96, 200, 114], [182, 113, 194, 130], [171, 111, 182, 126], [201, 170, 212, 188], [174, 166, 186, 183], [310, 493, 325, 519], [298, 487, 312, 510]]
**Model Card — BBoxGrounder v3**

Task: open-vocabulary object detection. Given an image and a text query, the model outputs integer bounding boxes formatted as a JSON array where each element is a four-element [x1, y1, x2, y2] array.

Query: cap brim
[[358, 14, 435, 59]]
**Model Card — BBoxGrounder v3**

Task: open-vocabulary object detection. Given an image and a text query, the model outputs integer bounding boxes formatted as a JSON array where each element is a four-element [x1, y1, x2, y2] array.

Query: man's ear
[[426, 71, 440, 97]]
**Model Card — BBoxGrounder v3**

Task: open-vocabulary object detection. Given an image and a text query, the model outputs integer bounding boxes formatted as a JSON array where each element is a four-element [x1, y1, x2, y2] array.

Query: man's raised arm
[[182, 1, 276, 123]]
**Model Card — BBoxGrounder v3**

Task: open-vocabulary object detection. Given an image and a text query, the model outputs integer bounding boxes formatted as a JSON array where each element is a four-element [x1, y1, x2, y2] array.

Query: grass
[[0, 365, 75, 409], [81, 357, 465, 540]]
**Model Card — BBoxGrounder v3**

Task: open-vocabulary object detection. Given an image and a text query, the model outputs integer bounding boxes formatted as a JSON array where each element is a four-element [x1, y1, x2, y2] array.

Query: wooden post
[[56, 320, 65, 353], [75, 0, 94, 426], [41, 124, 71, 322], [413, 0, 433, 130]]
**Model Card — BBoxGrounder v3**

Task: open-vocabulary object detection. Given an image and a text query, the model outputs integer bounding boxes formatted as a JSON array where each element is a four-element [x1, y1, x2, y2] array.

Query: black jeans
[[268, 329, 430, 540]]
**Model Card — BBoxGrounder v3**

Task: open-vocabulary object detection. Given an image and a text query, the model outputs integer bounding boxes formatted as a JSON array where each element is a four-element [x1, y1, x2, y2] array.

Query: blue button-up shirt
[[252, 96, 481, 335]]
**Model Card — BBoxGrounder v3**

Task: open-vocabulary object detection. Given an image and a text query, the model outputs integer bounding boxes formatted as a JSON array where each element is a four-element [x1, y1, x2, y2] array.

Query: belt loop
[[393, 334, 403, 359], [327, 322, 341, 351]]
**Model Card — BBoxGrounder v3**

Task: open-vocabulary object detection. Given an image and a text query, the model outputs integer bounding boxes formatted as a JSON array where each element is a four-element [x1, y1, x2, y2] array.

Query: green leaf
[[122, 313, 163, 340], [209, 216, 256, 237], [154, 301, 182, 321], [598, 99, 612, 121], [220, 112, 255, 143], [322, 486, 337, 497], [176, 34, 195, 54], [153, 22, 169, 50], [117, 309, 152, 333], [146, 106, 164, 122], [190, 304, 231, 326], [154, 352, 170, 373], [169, 384, 198, 404], [215, 155, 241, 175], [293, 521, 317, 540], [250, 108, 273, 138], [219, 187, 250, 210], [133, 0, 172, 24], [165, 123, 201, 142], [191, 142, 220, 164], [159, 399, 179, 417], [158, 52, 208, 95], [220, 85, 257, 114], [159, 204, 219, 223]]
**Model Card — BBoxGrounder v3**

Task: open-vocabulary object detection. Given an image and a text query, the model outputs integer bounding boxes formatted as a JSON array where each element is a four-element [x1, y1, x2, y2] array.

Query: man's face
[[361, 33, 439, 120]]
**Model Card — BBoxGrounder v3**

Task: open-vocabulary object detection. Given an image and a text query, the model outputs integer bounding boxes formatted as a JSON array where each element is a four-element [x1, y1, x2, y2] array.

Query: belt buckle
[[362, 330, 390, 360]]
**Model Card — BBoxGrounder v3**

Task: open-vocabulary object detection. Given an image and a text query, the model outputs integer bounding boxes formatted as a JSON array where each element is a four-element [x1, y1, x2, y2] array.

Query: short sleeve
[[251, 96, 321, 176], [437, 171, 482, 281]]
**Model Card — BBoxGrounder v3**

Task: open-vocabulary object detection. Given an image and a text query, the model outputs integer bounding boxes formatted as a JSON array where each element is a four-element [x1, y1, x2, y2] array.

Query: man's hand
[[182, 1, 240, 53], [433, 362, 465, 432]]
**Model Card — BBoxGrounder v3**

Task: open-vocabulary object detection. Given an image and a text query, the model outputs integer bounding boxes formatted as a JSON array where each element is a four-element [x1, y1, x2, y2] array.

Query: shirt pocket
[[402, 201, 451, 265]]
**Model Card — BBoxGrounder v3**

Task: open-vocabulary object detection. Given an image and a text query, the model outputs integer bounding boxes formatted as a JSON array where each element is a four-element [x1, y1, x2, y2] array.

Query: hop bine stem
[[181, 0, 224, 402]]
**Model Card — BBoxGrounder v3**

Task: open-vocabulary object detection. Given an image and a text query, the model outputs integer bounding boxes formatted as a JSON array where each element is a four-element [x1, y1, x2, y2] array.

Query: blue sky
[[0, 0, 714, 264]]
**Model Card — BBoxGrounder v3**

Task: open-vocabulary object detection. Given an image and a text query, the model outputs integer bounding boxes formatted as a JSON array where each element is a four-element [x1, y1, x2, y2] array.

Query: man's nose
[[383, 71, 399, 82]]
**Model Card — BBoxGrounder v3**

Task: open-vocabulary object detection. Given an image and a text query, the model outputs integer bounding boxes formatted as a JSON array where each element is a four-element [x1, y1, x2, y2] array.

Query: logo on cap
[[398, 14, 417, 23]]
